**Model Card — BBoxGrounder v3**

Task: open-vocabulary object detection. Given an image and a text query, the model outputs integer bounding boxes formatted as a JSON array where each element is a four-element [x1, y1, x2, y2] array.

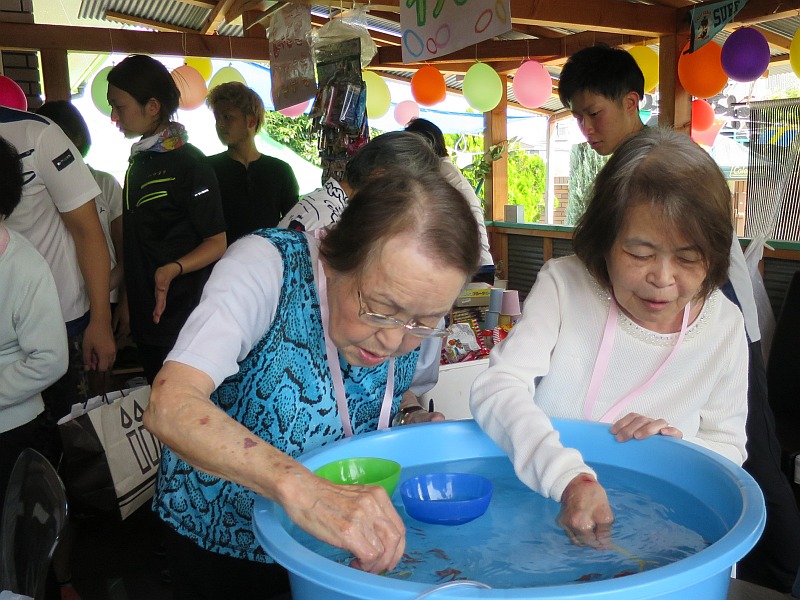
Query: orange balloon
[[171, 65, 208, 110], [678, 41, 728, 99], [411, 65, 446, 106]]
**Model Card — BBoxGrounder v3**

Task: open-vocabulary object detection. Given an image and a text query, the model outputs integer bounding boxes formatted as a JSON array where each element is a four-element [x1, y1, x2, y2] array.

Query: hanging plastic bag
[[312, 5, 377, 68], [743, 233, 776, 365]]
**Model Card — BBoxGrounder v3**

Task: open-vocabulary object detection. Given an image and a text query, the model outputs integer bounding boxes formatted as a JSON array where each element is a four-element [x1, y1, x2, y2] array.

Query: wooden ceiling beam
[[104, 10, 198, 33], [174, 0, 217, 7], [510, 0, 677, 36], [277, 0, 399, 11], [201, 0, 237, 34], [226, 0, 270, 23], [0, 21, 268, 60], [731, 0, 800, 24]]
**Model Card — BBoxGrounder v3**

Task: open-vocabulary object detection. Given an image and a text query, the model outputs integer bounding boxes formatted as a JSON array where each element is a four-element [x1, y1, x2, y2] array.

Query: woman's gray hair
[[573, 127, 732, 300], [344, 131, 440, 190]]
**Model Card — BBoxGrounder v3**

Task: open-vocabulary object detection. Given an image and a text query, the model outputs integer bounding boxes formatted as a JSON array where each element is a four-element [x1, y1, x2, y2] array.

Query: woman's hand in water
[[558, 473, 614, 549]]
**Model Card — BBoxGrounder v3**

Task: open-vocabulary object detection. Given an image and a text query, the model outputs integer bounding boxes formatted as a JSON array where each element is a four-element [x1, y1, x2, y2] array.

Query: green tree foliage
[[442, 133, 547, 222], [566, 142, 608, 225], [263, 112, 320, 166]]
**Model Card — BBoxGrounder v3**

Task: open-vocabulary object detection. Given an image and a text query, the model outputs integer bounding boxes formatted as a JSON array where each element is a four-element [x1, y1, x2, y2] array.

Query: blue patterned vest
[[153, 229, 419, 562]]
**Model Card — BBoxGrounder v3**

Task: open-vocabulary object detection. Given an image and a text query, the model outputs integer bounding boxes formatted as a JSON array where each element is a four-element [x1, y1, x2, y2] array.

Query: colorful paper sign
[[688, 0, 748, 53], [400, 0, 512, 63]]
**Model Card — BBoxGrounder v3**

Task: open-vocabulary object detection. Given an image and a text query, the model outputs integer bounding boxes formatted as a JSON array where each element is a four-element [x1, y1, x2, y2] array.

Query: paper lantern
[[208, 66, 247, 91], [691, 99, 715, 132], [0, 76, 27, 111], [90, 66, 113, 117], [363, 71, 391, 118], [678, 41, 727, 99], [721, 28, 769, 82], [185, 57, 213, 81], [791, 30, 800, 78], [463, 62, 503, 113], [411, 65, 446, 106], [278, 100, 309, 118], [171, 65, 208, 110], [394, 100, 420, 127], [512, 60, 551, 108], [628, 46, 659, 92]]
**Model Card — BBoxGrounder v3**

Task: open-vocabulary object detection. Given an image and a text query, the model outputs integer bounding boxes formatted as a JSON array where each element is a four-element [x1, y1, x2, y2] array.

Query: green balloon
[[363, 71, 391, 118], [91, 66, 113, 117], [463, 62, 503, 113], [208, 66, 247, 91]]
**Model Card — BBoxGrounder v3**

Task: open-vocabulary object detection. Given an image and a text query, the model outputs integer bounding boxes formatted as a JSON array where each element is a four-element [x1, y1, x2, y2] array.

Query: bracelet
[[171, 260, 184, 275]]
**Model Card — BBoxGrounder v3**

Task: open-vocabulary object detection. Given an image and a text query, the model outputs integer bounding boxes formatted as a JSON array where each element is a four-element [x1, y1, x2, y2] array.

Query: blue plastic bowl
[[399, 472, 493, 525]]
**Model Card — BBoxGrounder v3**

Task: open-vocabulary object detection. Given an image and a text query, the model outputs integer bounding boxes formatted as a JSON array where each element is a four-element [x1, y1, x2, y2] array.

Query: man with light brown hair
[[207, 82, 298, 243]]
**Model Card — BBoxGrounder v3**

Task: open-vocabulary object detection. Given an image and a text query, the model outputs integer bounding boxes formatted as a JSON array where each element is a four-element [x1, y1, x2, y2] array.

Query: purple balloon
[[721, 27, 770, 82]]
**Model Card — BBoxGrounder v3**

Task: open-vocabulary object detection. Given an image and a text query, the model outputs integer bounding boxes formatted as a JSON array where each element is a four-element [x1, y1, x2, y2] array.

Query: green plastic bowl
[[314, 457, 402, 496]]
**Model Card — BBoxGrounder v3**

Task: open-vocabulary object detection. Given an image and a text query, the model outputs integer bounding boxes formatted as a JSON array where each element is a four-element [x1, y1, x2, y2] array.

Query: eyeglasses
[[357, 290, 450, 339]]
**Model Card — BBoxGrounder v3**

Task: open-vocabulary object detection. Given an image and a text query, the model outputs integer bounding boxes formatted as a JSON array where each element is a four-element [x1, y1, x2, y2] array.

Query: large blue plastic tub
[[253, 419, 765, 599]]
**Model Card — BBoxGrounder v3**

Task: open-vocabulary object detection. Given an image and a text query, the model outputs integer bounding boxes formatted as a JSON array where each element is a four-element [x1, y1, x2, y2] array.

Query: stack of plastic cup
[[484, 287, 504, 330], [499, 289, 522, 326]]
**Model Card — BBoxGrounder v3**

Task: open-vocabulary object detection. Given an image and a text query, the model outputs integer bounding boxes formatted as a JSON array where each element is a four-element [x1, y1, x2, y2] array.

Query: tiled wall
[[552, 176, 569, 225], [0, 0, 41, 109]]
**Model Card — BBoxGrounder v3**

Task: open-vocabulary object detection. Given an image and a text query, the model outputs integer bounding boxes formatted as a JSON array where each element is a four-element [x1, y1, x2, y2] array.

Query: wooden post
[[40, 48, 70, 102], [658, 19, 691, 132], [485, 75, 508, 223]]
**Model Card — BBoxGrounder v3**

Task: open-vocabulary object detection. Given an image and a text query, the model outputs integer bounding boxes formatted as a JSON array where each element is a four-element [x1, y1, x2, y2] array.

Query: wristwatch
[[391, 404, 425, 427]]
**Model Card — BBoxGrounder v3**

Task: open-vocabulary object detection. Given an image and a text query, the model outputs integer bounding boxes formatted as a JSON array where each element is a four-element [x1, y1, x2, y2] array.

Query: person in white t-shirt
[[471, 129, 748, 548], [0, 106, 115, 421]]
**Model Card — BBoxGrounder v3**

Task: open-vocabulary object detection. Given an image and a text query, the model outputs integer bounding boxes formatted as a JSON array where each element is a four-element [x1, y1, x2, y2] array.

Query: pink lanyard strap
[[583, 297, 690, 423], [0, 225, 9, 256], [315, 246, 394, 437]]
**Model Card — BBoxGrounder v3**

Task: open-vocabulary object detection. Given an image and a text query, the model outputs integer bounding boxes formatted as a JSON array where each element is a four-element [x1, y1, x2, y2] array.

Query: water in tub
[[287, 456, 722, 588]]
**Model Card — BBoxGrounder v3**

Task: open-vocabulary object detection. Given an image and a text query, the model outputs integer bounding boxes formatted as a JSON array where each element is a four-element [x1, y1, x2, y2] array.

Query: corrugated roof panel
[[79, 0, 245, 34]]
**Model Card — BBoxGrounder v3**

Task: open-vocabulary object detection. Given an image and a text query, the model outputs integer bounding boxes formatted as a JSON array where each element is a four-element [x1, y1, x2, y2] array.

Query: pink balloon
[[394, 100, 420, 127], [171, 65, 207, 111], [512, 60, 552, 108], [278, 100, 310, 117], [0, 76, 27, 111]]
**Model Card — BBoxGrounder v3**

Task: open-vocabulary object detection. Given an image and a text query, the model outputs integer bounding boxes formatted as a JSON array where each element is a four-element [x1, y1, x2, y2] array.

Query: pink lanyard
[[316, 253, 395, 437], [0, 225, 9, 256], [583, 297, 690, 423]]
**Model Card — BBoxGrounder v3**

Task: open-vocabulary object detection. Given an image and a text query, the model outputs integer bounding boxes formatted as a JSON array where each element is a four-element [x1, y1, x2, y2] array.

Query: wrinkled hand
[[82, 317, 116, 371], [557, 474, 614, 549], [153, 262, 182, 324], [405, 410, 446, 424], [610, 413, 683, 442], [283, 475, 405, 574]]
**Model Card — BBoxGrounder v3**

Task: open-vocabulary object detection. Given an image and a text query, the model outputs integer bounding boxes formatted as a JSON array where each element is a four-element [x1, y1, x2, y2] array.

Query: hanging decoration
[[721, 27, 770, 82], [678, 41, 727, 99], [411, 65, 446, 106], [463, 62, 503, 113], [185, 57, 213, 81], [208, 66, 247, 91], [691, 119, 725, 147], [270, 3, 316, 111], [512, 60, 551, 109], [627, 46, 659, 92], [362, 71, 391, 118], [394, 100, 420, 127], [171, 65, 208, 110], [691, 99, 715, 131], [90, 66, 113, 117], [278, 99, 310, 117], [0, 76, 26, 111]]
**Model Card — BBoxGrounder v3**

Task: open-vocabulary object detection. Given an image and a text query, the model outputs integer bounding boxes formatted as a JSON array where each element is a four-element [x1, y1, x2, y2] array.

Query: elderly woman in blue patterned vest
[[144, 168, 481, 600]]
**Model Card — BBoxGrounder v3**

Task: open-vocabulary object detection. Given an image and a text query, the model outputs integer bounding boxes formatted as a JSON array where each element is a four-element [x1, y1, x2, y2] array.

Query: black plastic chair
[[0, 448, 68, 600], [767, 270, 800, 497]]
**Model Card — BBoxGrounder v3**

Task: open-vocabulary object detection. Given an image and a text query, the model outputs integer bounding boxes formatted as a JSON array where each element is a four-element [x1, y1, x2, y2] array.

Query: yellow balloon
[[185, 57, 213, 81], [362, 71, 391, 118], [208, 66, 247, 91], [791, 30, 800, 78], [628, 46, 659, 93]]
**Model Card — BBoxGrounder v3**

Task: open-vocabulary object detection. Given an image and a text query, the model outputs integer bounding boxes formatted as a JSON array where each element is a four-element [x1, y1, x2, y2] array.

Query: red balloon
[[0, 76, 27, 111], [691, 99, 715, 132], [678, 41, 728, 99], [411, 66, 446, 106]]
